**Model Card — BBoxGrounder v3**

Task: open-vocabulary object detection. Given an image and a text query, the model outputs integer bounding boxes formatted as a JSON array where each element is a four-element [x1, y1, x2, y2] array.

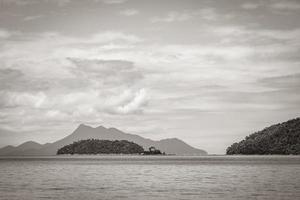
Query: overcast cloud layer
[[0, 0, 300, 154]]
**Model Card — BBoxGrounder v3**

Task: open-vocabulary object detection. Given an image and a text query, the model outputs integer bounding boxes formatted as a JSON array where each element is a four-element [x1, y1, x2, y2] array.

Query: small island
[[226, 118, 300, 155], [142, 146, 164, 155], [57, 139, 144, 155], [56, 139, 164, 155]]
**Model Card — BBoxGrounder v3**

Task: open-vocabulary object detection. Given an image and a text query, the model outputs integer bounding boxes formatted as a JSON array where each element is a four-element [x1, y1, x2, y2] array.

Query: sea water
[[0, 155, 299, 200]]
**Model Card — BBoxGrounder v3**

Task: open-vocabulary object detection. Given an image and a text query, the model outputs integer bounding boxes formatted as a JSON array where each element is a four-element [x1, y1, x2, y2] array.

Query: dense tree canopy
[[226, 118, 300, 155], [57, 139, 144, 155]]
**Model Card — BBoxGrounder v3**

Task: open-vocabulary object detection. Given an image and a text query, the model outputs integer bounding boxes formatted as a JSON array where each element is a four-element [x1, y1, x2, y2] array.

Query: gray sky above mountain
[[0, 0, 300, 154]]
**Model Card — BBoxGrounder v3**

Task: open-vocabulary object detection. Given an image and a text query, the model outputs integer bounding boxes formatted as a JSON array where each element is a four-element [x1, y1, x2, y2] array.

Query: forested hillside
[[226, 118, 300, 155], [57, 139, 144, 155]]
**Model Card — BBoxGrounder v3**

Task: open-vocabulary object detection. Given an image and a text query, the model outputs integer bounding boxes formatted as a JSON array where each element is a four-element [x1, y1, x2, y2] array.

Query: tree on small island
[[143, 146, 164, 155], [57, 139, 144, 155]]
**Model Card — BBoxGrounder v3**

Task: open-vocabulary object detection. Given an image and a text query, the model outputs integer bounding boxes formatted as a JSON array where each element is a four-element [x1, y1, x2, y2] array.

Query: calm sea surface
[[0, 155, 299, 200]]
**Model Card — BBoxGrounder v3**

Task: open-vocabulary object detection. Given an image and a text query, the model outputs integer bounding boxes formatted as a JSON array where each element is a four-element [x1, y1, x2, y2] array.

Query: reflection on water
[[0, 155, 299, 200]]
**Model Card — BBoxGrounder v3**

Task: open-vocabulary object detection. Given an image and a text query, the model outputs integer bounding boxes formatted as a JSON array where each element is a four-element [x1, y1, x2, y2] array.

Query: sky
[[0, 0, 300, 154]]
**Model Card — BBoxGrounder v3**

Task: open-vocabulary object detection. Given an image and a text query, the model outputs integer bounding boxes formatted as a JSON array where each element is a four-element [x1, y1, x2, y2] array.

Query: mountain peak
[[18, 141, 41, 147], [16, 141, 43, 151], [108, 127, 121, 132], [76, 124, 93, 130], [77, 124, 108, 130], [96, 125, 107, 130]]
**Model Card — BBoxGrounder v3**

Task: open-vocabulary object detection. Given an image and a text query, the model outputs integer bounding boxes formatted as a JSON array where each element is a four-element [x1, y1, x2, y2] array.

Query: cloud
[[259, 73, 300, 89], [0, 0, 36, 6], [0, 29, 150, 135], [157, 44, 256, 61], [55, 0, 71, 7], [241, 1, 300, 11], [0, 57, 147, 129], [68, 58, 143, 86], [198, 8, 219, 21], [116, 88, 147, 114], [0, 29, 14, 39], [206, 25, 300, 62], [0, 91, 47, 108], [0, 87, 148, 128], [0, 68, 23, 88], [90, 31, 142, 44], [119, 9, 139, 16], [100, 0, 127, 4], [23, 15, 43, 21], [0, 0, 72, 7], [151, 11, 193, 23], [0, 68, 50, 91], [269, 1, 300, 10], [150, 8, 231, 23], [241, 2, 260, 10]]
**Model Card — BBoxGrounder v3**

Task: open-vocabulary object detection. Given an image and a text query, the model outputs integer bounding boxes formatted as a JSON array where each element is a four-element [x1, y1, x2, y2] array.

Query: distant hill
[[0, 124, 207, 156], [226, 118, 300, 155], [0, 141, 43, 156], [57, 139, 144, 155]]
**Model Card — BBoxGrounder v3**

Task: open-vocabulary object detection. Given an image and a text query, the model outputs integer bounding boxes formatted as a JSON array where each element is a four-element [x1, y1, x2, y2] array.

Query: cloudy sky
[[0, 0, 300, 154]]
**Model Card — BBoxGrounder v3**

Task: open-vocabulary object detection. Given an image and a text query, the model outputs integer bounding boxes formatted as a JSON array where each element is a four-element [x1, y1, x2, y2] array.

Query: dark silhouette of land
[[227, 118, 300, 155], [143, 146, 163, 155], [57, 139, 145, 155], [0, 124, 207, 156]]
